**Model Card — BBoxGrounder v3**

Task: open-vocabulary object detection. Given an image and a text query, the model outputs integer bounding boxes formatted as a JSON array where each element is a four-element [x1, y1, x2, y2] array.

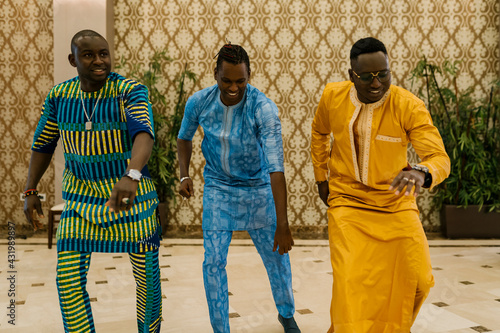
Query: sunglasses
[[351, 69, 391, 84]]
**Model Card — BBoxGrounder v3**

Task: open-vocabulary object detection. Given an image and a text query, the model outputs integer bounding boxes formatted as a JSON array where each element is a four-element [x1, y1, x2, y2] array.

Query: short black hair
[[71, 29, 106, 54], [215, 43, 250, 74], [350, 37, 387, 61]]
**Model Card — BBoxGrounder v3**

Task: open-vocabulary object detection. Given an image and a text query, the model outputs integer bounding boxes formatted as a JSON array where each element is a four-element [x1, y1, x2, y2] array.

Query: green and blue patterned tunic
[[32, 72, 160, 253]]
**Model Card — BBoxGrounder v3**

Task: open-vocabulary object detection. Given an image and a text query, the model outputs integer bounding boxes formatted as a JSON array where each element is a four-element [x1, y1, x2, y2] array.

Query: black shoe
[[278, 314, 301, 333]]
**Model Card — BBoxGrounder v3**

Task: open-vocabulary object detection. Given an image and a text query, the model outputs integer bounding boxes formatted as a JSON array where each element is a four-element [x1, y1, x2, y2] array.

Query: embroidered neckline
[[350, 85, 390, 108], [347, 86, 391, 185]]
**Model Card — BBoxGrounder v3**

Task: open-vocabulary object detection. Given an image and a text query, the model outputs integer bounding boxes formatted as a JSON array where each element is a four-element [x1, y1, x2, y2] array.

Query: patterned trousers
[[56, 249, 162, 333], [203, 224, 295, 333]]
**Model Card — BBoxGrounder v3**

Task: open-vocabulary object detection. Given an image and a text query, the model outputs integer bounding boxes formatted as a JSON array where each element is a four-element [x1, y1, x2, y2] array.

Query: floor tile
[[0, 239, 499, 332]]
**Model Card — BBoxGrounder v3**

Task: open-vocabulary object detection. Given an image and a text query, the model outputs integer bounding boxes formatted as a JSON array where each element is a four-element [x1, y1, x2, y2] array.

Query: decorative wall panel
[[2, 0, 498, 234], [114, 0, 499, 233], [0, 0, 54, 230]]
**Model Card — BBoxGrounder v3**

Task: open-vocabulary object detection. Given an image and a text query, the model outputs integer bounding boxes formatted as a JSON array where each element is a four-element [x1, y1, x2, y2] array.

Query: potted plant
[[116, 51, 197, 234], [410, 58, 500, 238]]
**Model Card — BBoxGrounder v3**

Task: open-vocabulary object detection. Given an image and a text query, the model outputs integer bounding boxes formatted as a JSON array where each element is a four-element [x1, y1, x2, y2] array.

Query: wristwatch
[[412, 164, 428, 174], [124, 169, 142, 181], [412, 164, 432, 188]]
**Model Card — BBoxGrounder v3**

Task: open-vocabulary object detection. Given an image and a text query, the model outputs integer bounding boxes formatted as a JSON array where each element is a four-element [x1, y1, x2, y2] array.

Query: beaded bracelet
[[23, 189, 38, 199]]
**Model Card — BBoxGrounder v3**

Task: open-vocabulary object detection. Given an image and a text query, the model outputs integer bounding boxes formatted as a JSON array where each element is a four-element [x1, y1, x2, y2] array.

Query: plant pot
[[442, 205, 500, 238], [157, 202, 169, 236]]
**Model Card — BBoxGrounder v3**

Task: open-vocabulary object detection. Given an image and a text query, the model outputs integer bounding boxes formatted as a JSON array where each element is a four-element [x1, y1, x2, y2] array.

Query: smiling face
[[349, 51, 391, 104], [214, 61, 250, 106], [68, 36, 111, 92]]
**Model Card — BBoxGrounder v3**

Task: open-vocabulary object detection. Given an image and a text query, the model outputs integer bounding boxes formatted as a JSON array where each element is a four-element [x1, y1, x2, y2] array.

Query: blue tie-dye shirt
[[178, 84, 285, 230]]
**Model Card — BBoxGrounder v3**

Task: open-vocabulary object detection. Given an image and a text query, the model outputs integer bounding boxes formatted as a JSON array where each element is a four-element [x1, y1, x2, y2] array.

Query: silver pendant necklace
[[80, 87, 103, 131]]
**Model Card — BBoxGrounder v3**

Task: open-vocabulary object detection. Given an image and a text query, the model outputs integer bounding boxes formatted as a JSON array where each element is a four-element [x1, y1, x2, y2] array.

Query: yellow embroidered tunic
[[311, 81, 450, 332]]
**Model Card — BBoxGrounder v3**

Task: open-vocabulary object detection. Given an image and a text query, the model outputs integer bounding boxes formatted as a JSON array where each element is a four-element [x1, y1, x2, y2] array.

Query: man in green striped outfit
[[24, 30, 162, 332]]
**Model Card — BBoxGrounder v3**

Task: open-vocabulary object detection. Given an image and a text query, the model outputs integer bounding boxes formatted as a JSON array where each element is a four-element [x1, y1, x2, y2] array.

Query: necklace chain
[[80, 88, 103, 129]]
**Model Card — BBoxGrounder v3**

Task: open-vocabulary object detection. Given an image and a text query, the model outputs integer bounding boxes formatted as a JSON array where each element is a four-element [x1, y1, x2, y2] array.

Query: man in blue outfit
[[177, 43, 300, 333]]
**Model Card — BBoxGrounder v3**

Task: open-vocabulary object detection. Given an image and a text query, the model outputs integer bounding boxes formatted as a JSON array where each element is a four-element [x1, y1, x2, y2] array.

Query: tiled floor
[[0, 238, 499, 332]]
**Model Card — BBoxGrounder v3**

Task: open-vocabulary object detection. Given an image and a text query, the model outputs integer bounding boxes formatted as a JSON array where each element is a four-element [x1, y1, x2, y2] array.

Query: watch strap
[[413, 165, 432, 188]]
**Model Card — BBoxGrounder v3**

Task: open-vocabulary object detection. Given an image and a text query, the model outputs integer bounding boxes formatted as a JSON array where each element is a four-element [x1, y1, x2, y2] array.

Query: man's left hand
[[105, 177, 139, 212], [273, 223, 294, 255], [389, 169, 425, 197]]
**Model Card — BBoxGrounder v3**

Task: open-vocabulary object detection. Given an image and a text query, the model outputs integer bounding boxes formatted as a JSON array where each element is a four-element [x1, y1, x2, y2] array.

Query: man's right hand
[[23, 195, 44, 230], [24, 151, 53, 230], [317, 181, 329, 207], [179, 178, 194, 199]]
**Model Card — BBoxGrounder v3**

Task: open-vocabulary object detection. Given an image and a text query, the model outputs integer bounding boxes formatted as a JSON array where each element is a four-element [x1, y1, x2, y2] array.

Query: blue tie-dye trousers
[[203, 223, 295, 332]]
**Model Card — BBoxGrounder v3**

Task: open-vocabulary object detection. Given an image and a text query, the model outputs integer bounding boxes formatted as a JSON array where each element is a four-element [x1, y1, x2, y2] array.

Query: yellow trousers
[[327, 206, 433, 333]]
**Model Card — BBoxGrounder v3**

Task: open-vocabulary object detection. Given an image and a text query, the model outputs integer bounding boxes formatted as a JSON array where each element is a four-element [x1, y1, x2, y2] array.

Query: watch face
[[414, 165, 429, 173], [127, 169, 142, 181]]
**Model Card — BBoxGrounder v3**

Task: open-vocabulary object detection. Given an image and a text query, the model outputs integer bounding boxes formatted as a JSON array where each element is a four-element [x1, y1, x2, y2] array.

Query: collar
[[217, 88, 247, 110], [349, 85, 390, 109]]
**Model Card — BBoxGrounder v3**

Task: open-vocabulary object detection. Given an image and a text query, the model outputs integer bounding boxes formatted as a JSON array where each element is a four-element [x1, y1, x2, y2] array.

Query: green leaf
[[410, 57, 500, 210]]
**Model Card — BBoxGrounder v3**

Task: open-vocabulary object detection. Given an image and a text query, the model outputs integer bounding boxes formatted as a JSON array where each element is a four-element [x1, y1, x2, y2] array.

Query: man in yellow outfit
[[311, 37, 450, 332]]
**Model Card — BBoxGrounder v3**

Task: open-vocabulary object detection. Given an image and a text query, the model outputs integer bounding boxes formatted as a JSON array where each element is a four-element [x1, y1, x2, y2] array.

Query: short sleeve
[[32, 89, 60, 154], [255, 99, 284, 173], [177, 94, 200, 141], [123, 84, 155, 140]]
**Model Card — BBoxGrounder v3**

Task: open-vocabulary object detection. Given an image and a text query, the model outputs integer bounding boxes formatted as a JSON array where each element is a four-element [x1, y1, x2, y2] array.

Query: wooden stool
[[48, 203, 65, 249]]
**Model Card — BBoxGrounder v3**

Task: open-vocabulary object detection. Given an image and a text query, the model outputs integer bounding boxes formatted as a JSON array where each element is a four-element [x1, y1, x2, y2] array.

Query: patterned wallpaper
[[114, 0, 499, 233], [0, 0, 54, 231], [1, 0, 499, 234]]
